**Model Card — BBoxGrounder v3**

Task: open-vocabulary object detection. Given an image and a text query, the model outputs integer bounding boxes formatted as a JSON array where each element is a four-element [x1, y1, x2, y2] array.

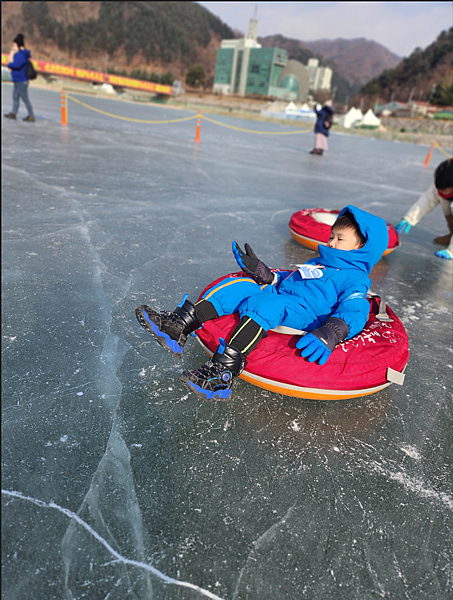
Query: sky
[[198, 2, 452, 58]]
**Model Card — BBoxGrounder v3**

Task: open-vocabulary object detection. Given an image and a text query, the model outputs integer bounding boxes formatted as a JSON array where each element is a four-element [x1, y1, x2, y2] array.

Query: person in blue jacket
[[136, 206, 389, 401], [309, 100, 333, 155], [4, 33, 35, 122]]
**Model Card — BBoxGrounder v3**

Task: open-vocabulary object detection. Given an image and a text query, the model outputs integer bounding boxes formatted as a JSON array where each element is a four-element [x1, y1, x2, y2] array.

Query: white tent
[[285, 101, 298, 114], [339, 107, 363, 129], [297, 103, 316, 120], [354, 108, 364, 121], [359, 109, 381, 128], [292, 103, 316, 123], [262, 101, 288, 114], [100, 83, 117, 95]]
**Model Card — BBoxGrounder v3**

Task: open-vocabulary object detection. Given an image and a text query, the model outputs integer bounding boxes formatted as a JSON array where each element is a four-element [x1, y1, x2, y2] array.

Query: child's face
[[327, 226, 364, 251], [437, 187, 453, 200]]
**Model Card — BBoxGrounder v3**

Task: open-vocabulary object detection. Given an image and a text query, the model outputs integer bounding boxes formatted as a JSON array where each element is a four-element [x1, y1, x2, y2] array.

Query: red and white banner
[[2, 54, 172, 95]]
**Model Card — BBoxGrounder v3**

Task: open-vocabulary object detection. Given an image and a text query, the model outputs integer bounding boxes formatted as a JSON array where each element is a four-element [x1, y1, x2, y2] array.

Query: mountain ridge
[[0, 1, 403, 91], [1, 1, 235, 85], [258, 33, 367, 104], [301, 37, 401, 84], [352, 27, 453, 110], [2, 2, 450, 109]]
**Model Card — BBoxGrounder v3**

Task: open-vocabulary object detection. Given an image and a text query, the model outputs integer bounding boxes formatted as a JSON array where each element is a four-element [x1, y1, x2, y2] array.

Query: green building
[[214, 43, 289, 98], [213, 16, 306, 101]]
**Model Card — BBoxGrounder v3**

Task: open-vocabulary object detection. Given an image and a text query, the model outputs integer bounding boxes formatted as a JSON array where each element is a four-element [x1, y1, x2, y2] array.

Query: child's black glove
[[232, 242, 275, 285]]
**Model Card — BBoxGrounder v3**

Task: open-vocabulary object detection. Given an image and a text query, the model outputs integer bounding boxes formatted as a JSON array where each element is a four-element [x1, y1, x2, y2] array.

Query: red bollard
[[195, 113, 201, 142], [61, 90, 67, 125]]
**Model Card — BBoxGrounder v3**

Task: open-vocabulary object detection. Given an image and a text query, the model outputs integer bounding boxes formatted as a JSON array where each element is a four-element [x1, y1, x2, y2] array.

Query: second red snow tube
[[289, 208, 400, 255]]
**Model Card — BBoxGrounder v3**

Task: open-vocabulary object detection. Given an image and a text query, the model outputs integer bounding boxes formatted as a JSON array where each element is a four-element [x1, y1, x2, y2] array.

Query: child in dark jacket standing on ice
[[136, 206, 388, 401], [310, 100, 333, 155]]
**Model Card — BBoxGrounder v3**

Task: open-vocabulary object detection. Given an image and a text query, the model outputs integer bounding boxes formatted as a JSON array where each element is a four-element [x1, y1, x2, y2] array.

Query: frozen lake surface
[[2, 84, 452, 600]]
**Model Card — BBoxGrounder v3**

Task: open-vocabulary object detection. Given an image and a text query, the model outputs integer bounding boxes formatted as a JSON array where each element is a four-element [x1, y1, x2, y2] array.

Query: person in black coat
[[309, 100, 333, 155]]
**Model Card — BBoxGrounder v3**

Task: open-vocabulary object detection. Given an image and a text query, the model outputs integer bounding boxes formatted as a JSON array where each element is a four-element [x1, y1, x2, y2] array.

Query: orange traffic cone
[[195, 113, 201, 142], [423, 142, 435, 167], [61, 90, 67, 125]]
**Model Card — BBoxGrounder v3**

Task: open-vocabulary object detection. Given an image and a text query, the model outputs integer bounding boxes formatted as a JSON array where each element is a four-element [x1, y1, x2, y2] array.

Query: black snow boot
[[179, 340, 245, 401], [135, 297, 200, 357]]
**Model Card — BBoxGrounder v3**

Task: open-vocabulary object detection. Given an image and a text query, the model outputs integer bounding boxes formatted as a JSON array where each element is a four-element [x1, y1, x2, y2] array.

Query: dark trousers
[[196, 299, 266, 356]]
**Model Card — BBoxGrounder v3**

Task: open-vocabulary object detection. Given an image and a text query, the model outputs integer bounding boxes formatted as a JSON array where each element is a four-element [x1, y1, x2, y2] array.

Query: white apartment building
[[307, 58, 332, 92]]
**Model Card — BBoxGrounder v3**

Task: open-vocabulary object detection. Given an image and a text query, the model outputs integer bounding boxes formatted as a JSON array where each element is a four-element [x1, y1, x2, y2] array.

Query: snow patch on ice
[[399, 299, 450, 324], [400, 445, 421, 460], [370, 461, 452, 510]]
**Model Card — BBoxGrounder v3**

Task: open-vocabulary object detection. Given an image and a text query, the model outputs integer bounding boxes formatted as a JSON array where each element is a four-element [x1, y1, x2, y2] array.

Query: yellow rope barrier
[[60, 93, 453, 154], [65, 93, 198, 124], [201, 114, 312, 135], [63, 93, 314, 134], [434, 141, 452, 158], [424, 140, 452, 165]]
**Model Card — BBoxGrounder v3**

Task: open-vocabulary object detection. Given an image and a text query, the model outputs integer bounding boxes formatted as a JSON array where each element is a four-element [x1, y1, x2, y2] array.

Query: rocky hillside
[[1, 1, 234, 85], [1, 1, 402, 102], [302, 37, 401, 85], [353, 27, 453, 111], [258, 34, 401, 104], [3, 1, 450, 113], [259, 34, 364, 105]]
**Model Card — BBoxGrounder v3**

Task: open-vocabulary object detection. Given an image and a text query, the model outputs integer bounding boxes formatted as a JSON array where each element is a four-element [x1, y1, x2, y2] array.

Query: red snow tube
[[289, 208, 400, 256], [195, 272, 409, 400]]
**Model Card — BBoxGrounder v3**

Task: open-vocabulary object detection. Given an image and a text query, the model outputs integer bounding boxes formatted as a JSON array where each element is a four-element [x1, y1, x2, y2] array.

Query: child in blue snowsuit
[[136, 206, 389, 401]]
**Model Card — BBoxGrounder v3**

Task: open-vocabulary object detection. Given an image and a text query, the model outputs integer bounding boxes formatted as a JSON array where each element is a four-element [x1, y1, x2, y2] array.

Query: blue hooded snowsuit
[[200, 206, 388, 339]]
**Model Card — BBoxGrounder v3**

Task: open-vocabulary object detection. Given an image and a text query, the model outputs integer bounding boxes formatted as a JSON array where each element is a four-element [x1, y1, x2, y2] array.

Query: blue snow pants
[[198, 276, 313, 332], [12, 81, 34, 117]]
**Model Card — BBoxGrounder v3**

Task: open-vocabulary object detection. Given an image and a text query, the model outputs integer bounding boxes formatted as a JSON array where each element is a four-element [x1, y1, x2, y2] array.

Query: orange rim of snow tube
[[197, 338, 405, 400]]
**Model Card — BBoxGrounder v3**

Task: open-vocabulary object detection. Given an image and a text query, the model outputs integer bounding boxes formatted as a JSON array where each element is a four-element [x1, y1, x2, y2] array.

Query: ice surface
[[2, 84, 452, 599]]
